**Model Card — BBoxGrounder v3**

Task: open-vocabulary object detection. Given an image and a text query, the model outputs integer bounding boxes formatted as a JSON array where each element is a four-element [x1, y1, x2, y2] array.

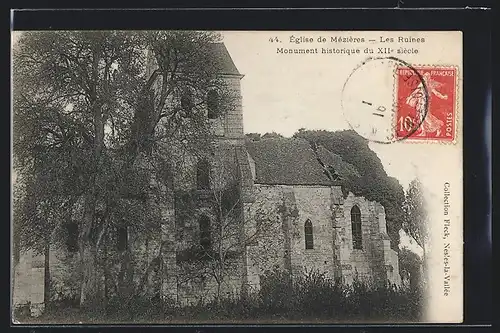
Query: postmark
[[341, 57, 429, 144], [395, 66, 457, 142]]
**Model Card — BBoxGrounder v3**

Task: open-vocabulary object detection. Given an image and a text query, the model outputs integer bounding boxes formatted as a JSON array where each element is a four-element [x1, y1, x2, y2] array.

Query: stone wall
[[47, 225, 166, 303], [246, 185, 339, 283], [339, 193, 402, 286], [223, 76, 244, 138], [244, 185, 288, 288], [168, 142, 248, 305], [12, 250, 45, 317], [176, 257, 244, 306], [337, 194, 375, 284], [288, 186, 337, 280], [245, 186, 401, 289]]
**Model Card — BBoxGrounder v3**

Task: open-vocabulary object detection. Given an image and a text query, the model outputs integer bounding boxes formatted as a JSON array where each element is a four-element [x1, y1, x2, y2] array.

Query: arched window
[[351, 205, 362, 250], [207, 90, 220, 119], [199, 215, 211, 251], [196, 158, 210, 190], [304, 219, 314, 250]]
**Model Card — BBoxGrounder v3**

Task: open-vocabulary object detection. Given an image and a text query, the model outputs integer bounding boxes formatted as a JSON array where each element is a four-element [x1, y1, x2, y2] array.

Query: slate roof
[[245, 137, 360, 186], [210, 43, 241, 76]]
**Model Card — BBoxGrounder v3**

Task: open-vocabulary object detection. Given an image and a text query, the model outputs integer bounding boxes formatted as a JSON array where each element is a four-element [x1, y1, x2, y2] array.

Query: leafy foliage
[[245, 133, 262, 141], [399, 248, 423, 290], [402, 179, 428, 252]]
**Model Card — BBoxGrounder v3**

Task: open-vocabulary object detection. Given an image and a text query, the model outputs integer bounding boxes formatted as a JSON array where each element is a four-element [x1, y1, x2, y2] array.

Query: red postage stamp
[[395, 66, 457, 141]]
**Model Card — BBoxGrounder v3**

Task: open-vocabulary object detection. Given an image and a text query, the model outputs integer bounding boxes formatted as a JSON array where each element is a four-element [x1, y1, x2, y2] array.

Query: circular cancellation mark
[[341, 56, 429, 144]]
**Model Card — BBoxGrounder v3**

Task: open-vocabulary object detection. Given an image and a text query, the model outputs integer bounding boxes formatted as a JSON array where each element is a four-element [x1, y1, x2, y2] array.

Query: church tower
[[159, 43, 253, 304], [207, 43, 245, 143], [145, 42, 245, 143]]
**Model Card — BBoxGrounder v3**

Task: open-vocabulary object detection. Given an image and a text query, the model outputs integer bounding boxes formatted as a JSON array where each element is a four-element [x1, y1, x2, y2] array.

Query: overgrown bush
[[13, 302, 31, 321], [258, 266, 294, 314], [48, 278, 79, 310], [255, 268, 423, 322], [31, 268, 423, 323]]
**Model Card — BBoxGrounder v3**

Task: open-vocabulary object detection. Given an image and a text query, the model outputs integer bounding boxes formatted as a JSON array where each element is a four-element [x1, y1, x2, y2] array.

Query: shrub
[[48, 278, 79, 311], [13, 302, 31, 321], [258, 267, 294, 314], [27, 268, 423, 323], [256, 268, 423, 322], [292, 269, 348, 317]]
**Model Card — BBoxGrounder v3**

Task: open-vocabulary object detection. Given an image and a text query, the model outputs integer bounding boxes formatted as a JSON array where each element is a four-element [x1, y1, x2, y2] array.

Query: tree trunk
[[80, 245, 101, 310], [43, 240, 50, 306], [421, 246, 427, 292], [117, 250, 134, 301], [79, 45, 105, 309], [79, 185, 101, 309], [103, 233, 109, 313], [216, 279, 222, 304]]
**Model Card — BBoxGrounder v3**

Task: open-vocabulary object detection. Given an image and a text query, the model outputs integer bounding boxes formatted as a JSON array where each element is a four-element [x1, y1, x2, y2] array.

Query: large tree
[[13, 31, 234, 309], [401, 179, 428, 267]]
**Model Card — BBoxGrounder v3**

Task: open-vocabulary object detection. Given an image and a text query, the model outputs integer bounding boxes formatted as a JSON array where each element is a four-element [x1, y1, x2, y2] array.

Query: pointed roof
[[210, 43, 241, 76]]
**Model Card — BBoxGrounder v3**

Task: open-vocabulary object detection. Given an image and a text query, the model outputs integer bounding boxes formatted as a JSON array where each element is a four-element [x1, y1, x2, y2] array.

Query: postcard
[[11, 30, 462, 323]]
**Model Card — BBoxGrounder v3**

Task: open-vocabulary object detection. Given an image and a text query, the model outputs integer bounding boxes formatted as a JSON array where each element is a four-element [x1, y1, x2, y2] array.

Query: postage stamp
[[395, 66, 458, 142]]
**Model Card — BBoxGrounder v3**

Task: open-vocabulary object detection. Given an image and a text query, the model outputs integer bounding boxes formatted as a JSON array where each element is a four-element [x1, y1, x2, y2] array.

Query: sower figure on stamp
[[406, 72, 448, 137]]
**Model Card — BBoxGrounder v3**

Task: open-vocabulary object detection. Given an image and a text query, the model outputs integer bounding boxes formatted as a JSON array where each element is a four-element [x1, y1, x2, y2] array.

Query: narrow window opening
[[199, 215, 211, 251], [207, 90, 220, 119], [66, 221, 79, 253], [196, 158, 210, 190], [304, 219, 314, 250], [117, 226, 128, 252], [351, 205, 363, 250]]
